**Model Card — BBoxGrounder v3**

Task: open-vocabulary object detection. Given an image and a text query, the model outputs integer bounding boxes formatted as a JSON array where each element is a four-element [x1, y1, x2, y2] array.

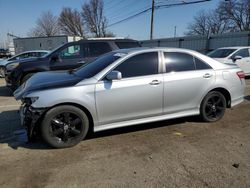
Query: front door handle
[[149, 80, 161, 85], [203, 73, 212, 78]]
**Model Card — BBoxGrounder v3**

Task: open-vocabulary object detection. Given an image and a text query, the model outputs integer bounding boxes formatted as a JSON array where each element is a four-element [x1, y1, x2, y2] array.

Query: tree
[[81, 0, 114, 37], [217, 0, 250, 31], [28, 11, 60, 37], [58, 7, 85, 37], [186, 0, 250, 36], [186, 9, 230, 36]]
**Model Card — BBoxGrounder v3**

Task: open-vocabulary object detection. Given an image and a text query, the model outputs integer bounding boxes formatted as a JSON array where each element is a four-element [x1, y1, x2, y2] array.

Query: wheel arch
[[208, 87, 231, 108], [20, 71, 38, 84], [48, 102, 95, 133]]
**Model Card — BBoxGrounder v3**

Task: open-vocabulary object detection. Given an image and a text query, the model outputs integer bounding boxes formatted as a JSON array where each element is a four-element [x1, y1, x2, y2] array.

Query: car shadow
[[0, 112, 200, 150], [87, 116, 199, 140], [0, 86, 13, 96]]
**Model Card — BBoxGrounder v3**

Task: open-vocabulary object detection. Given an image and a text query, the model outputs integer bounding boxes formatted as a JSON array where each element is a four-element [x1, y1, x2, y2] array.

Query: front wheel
[[0, 66, 5, 78], [200, 91, 226, 122], [21, 73, 34, 85], [41, 105, 89, 148]]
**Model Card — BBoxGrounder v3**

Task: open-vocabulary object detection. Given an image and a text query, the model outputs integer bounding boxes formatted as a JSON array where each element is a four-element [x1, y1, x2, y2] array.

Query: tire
[[21, 73, 34, 85], [200, 91, 226, 122], [41, 105, 89, 148], [0, 67, 5, 78]]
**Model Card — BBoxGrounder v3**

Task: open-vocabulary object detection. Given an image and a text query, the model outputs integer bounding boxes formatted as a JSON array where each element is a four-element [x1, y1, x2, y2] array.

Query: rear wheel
[[41, 105, 89, 148], [200, 91, 226, 122]]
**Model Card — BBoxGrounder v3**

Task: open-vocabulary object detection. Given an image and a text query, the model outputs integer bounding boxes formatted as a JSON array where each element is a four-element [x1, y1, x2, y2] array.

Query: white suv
[[208, 47, 250, 76]]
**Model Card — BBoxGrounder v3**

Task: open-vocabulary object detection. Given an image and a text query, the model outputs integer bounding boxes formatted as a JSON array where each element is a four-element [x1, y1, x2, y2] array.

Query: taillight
[[237, 71, 245, 79]]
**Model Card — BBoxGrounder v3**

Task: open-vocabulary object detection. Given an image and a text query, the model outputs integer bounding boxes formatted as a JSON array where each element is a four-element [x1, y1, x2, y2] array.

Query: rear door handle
[[203, 73, 212, 78], [149, 80, 161, 85]]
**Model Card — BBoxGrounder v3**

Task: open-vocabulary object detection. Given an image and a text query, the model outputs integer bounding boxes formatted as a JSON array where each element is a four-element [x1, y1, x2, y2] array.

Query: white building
[[14, 35, 82, 54]]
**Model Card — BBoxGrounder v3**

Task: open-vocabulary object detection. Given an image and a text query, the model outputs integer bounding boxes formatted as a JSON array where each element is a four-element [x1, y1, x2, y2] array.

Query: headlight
[[6, 62, 19, 70], [22, 97, 39, 105]]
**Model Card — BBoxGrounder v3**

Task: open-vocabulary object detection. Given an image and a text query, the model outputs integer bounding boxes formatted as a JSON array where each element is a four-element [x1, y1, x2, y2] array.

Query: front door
[[231, 48, 250, 75], [95, 52, 164, 125], [50, 43, 85, 71]]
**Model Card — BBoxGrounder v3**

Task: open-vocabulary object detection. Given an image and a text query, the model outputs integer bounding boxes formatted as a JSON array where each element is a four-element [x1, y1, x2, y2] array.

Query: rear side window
[[164, 52, 195, 73], [194, 58, 212, 70], [115, 42, 140, 49], [88, 42, 112, 57], [114, 52, 158, 78]]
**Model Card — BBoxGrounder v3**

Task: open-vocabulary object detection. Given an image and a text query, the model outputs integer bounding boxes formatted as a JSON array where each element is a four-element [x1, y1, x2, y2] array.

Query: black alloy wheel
[[200, 91, 226, 122], [41, 105, 89, 148]]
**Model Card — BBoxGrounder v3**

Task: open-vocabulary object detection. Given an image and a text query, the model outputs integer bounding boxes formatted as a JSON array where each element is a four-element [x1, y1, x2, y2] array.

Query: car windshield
[[75, 52, 126, 78], [207, 49, 237, 58]]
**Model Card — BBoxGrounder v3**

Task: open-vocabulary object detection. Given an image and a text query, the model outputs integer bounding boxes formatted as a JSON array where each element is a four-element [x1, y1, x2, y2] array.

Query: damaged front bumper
[[20, 104, 47, 141]]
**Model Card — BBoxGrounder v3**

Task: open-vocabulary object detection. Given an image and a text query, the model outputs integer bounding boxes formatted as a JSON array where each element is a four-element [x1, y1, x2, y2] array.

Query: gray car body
[[15, 48, 246, 132]]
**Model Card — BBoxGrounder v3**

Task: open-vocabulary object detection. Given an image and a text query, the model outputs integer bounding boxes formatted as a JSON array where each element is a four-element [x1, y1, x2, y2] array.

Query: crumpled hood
[[14, 71, 82, 100]]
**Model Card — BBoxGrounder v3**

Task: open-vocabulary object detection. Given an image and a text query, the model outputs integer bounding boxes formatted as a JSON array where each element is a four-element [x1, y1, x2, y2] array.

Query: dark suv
[[5, 38, 140, 90]]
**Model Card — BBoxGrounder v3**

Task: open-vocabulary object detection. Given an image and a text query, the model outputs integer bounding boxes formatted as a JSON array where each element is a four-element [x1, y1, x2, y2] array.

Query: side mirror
[[232, 55, 243, 62], [106, 71, 122, 81], [50, 54, 60, 62]]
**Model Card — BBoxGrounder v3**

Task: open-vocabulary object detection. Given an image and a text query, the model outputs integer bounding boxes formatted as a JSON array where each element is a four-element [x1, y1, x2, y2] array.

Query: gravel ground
[[0, 78, 250, 188]]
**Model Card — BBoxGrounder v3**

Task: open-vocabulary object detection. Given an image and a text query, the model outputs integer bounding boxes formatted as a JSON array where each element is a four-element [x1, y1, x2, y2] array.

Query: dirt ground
[[0, 78, 250, 188]]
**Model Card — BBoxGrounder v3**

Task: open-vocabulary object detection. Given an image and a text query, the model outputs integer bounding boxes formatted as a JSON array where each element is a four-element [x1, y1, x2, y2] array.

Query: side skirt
[[94, 109, 199, 132]]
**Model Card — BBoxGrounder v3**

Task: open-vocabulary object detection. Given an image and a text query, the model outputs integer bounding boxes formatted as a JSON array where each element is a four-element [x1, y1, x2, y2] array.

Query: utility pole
[[150, 0, 155, 40], [174, 26, 177, 38]]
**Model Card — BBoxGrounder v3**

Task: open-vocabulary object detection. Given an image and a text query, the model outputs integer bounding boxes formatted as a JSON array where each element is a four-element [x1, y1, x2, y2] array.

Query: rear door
[[162, 51, 215, 114], [95, 52, 164, 125]]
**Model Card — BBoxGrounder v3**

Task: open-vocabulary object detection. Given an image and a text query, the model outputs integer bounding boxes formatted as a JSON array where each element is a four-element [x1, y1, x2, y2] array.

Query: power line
[[108, 7, 152, 27], [107, 0, 211, 28]]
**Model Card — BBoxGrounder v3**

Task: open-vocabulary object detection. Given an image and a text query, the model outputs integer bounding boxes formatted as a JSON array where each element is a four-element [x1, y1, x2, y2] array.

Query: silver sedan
[[14, 48, 246, 148]]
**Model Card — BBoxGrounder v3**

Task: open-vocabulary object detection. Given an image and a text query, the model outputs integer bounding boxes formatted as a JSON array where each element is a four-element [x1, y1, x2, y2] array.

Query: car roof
[[20, 50, 50, 53], [113, 47, 198, 54], [217, 46, 250, 50], [78, 38, 138, 43]]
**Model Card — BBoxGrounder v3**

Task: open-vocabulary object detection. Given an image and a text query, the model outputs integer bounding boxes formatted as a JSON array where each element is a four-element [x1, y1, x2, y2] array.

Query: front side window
[[59, 45, 81, 59], [231, 49, 250, 59], [164, 52, 195, 73], [114, 52, 159, 78]]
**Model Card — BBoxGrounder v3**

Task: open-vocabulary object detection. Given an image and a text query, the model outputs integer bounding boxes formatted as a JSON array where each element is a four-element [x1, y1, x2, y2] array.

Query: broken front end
[[20, 98, 47, 141]]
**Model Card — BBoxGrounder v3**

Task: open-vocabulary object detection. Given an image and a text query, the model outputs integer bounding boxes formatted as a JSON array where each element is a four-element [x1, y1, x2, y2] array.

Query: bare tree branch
[[58, 7, 85, 37], [81, 0, 114, 37], [28, 11, 60, 37], [218, 0, 250, 31]]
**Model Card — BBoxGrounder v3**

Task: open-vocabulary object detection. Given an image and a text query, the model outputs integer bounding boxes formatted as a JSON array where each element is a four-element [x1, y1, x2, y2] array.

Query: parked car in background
[[14, 47, 245, 148], [207, 47, 250, 76], [0, 50, 50, 78], [5, 38, 140, 90], [0, 48, 11, 58]]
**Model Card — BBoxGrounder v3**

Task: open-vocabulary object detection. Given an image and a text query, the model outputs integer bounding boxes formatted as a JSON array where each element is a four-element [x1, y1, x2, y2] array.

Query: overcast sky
[[0, 0, 220, 47]]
